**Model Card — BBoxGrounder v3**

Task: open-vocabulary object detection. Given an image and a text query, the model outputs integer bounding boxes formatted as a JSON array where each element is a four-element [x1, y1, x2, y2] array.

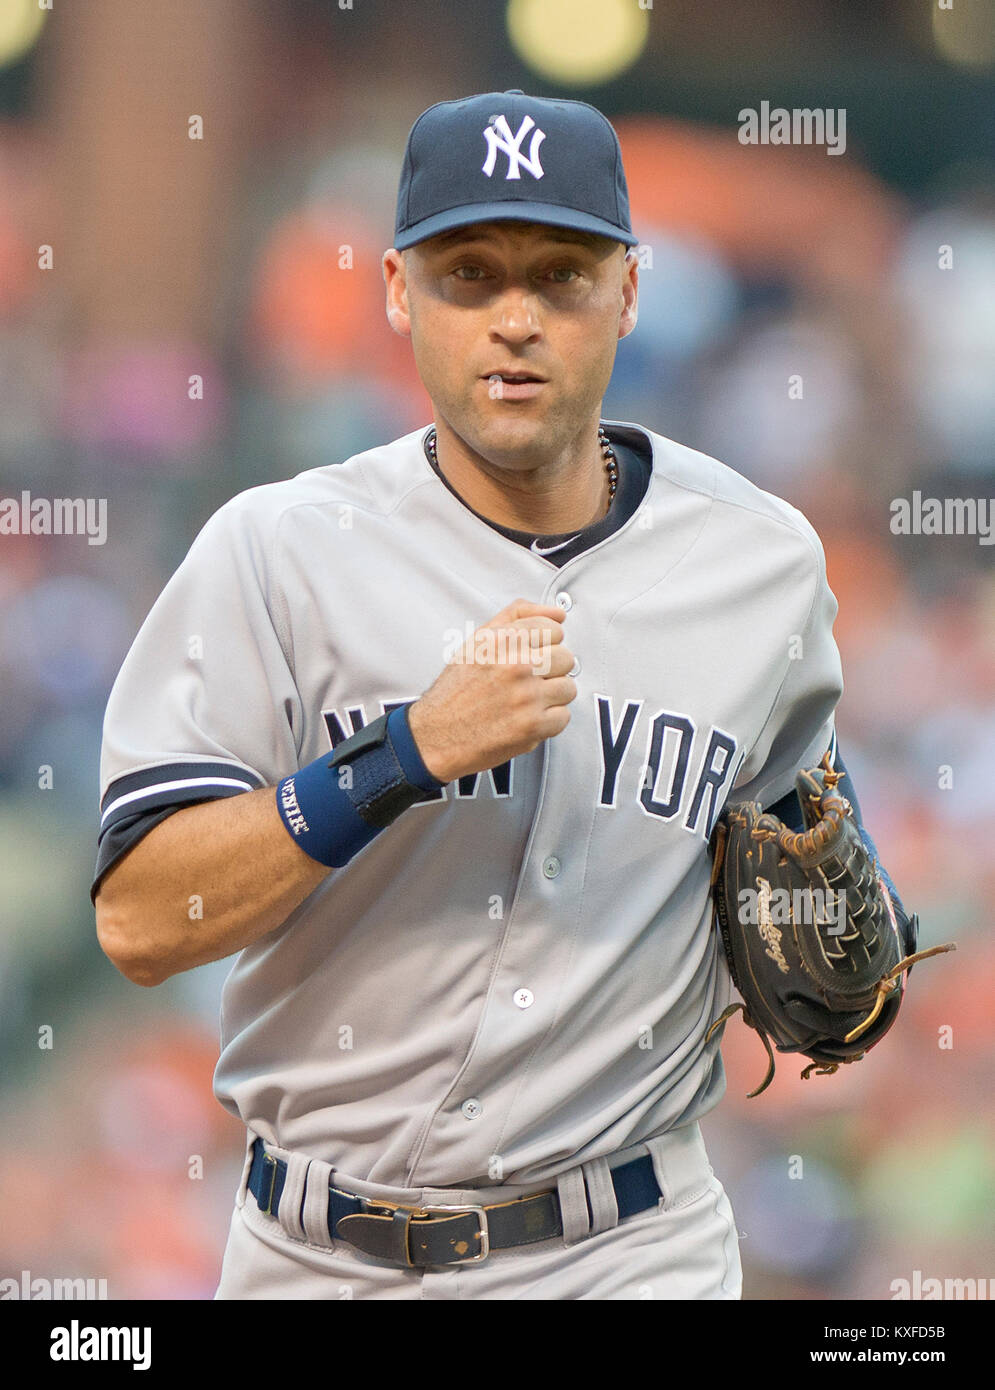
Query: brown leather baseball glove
[[706, 753, 955, 1096]]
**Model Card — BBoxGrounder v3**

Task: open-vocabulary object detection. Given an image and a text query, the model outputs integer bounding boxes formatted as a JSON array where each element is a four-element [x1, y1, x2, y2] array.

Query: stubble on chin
[[455, 414, 558, 472]]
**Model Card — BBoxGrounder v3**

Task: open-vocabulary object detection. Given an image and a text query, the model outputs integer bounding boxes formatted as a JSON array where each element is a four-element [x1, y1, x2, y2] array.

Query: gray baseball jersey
[[95, 418, 842, 1189]]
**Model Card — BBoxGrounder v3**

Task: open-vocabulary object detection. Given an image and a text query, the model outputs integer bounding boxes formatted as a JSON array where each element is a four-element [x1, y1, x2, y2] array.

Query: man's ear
[[383, 249, 411, 337], [618, 249, 638, 341]]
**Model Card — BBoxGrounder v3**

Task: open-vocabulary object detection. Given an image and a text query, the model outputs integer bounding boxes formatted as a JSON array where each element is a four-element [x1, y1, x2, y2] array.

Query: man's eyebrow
[[419, 226, 608, 252]]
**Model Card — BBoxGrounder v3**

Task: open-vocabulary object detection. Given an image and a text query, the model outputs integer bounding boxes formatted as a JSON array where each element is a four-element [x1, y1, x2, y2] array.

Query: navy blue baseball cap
[[394, 89, 639, 251]]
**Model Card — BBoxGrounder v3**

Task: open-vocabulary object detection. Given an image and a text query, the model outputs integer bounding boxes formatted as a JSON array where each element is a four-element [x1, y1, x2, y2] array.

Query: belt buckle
[[416, 1202, 490, 1265], [365, 1200, 490, 1266], [261, 1152, 279, 1215]]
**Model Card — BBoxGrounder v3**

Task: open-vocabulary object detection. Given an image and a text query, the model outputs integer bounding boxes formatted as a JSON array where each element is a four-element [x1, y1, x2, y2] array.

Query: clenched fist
[[408, 598, 578, 784]]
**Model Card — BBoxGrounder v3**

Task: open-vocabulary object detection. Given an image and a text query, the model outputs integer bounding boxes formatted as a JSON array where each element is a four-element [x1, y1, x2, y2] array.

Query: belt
[[247, 1138, 663, 1268]]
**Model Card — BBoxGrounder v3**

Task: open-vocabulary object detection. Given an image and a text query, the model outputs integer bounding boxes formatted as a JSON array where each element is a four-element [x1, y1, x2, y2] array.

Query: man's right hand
[[407, 598, 578, 784], [95, 600, 577, 986]]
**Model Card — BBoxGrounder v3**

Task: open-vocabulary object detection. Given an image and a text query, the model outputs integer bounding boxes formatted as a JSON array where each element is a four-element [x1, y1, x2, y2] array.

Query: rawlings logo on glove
[[705, 754, 955, 1096]]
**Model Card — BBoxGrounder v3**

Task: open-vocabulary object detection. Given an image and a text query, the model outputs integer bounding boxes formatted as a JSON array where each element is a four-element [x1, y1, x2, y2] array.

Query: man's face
[[382, 221, 638, 468]]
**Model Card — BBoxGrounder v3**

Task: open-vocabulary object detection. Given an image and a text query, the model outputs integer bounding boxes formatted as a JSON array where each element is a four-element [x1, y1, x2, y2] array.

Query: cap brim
[[394, 202, 639, 250]]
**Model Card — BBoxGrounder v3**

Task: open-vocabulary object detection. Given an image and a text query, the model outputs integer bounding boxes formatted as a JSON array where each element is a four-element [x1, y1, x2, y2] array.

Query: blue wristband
[[276, 704, 445, 867]]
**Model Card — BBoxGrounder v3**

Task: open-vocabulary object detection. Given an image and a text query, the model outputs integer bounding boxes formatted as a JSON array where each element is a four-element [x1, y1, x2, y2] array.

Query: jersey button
[[513, 987, 535, 1009], [554, 591, 572, 611], [542, 856, 561, 879], [461, 1098, 483, 1120]]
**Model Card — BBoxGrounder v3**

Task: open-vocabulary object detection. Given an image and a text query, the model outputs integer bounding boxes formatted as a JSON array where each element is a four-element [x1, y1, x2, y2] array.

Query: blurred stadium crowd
[[0, 0, 992, 1300]]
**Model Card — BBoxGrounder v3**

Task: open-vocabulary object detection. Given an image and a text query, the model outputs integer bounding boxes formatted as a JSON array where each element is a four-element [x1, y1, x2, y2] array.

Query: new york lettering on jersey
[[323, 695, 740, 841]]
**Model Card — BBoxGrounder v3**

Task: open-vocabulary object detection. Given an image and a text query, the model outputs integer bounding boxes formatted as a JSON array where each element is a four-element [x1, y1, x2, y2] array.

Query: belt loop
[[556, 1165, 591, 1246], [301, 1158, 336, 1246], [648, 1122, 709, 1211], [582, 1155, 619, 1235], [236, 1131, 258, 1211], [276, 1151, 311, 1241]]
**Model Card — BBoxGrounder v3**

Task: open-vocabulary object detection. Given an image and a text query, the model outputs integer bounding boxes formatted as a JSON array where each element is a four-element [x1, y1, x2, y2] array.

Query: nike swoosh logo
[[531, 534, 581, 556]]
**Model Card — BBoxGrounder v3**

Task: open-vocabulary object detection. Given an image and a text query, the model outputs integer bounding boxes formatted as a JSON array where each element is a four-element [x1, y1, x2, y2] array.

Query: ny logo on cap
[[481, 114, 546, 181]]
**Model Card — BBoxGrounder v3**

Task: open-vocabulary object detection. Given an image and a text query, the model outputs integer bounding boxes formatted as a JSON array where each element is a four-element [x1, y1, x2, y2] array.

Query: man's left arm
[[724, 519, 913, 940], [709, 526, 944, 1085]]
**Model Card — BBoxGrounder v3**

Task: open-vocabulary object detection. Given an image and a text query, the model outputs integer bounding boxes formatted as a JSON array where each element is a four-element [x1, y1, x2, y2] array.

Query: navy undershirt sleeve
[[764, 745, 911, 929]]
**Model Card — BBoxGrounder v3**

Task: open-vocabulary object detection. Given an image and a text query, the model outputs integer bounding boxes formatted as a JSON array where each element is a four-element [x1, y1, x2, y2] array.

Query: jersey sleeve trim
[[93, 760, 266, 903], [99, 760, 265, 832]]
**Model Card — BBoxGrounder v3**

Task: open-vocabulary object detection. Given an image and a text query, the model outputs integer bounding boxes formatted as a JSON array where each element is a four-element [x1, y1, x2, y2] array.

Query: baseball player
[[92, 91, 916, 1300]]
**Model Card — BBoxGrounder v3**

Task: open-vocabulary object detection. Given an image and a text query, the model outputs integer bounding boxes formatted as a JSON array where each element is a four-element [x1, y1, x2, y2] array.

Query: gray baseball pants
[[214, 1121, 742, 1300]]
